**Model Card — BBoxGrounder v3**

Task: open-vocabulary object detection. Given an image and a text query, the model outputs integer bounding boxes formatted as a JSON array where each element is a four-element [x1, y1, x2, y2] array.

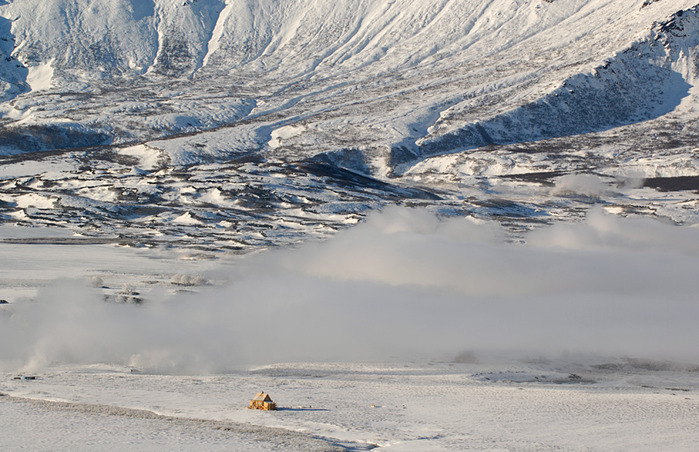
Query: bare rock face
[[642, 0, 662, 8]]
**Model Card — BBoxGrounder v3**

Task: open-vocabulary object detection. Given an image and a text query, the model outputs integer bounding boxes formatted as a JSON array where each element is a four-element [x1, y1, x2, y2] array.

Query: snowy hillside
[[0, 0, 697, 159], [0, 0, 695, 255], [418, 6, 699, 156]]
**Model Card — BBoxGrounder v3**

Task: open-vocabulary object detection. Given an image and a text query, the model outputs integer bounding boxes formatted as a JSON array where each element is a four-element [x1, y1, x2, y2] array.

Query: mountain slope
[[0, 14, 27, 102], [0, 0, 696, 252], [418, 6, 699, 158], [0, 0, 697, 164]]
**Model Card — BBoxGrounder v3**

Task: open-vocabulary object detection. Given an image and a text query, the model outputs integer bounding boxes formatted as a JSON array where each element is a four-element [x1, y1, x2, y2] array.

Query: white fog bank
[[2, 207, 698, 373]]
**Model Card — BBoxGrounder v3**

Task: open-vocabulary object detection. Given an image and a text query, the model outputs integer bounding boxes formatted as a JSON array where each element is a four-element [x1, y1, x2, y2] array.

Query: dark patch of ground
[[499, 171, 567, 186], [295, 161, 442, 201], [643, 175, 699, 192]]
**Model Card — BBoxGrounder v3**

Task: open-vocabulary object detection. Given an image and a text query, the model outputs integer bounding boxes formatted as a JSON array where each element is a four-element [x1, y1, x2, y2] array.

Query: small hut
[[249, 392, 277, 411]]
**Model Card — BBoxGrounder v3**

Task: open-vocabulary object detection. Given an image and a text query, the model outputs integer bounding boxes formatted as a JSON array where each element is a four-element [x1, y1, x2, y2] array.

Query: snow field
[[2, 361, 699, 451]]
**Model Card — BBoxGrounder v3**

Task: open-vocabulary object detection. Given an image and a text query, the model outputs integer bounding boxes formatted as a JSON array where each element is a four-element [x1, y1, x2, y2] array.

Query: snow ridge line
[[201, 1, 234, 69], [414, 3, 699, 160], [0, 392, 349, 451]]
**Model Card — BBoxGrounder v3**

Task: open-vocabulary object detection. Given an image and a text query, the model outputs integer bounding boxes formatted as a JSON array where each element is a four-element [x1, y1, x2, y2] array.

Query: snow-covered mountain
[[0, 0, 697, 252], [1, 0, 698, 157]]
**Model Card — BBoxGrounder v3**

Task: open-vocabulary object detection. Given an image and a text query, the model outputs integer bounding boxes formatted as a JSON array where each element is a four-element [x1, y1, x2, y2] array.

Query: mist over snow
[[551, 174, 612, 198], [1, 207, 697, 374]]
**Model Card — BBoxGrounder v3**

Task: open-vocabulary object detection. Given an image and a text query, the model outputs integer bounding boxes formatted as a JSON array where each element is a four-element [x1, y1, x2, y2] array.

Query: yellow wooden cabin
[[249, 392, 277, 411]]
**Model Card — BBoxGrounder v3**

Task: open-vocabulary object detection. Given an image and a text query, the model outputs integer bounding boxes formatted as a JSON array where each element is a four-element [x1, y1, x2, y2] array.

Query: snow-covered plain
[[3, 360, 699, 451], [2, 207, 699, 450]]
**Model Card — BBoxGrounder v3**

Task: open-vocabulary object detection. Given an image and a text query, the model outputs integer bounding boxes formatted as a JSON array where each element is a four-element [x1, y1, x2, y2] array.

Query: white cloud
[[2, 206, 698, 373], [551, 174, 611, 197]]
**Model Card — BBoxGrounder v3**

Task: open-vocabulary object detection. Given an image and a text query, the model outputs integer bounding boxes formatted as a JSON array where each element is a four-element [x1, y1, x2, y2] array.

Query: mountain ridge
[[416, 6, 699, 161]]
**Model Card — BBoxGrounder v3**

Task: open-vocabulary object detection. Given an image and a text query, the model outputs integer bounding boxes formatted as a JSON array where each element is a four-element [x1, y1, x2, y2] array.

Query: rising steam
[[2, 207, 698, 374]]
